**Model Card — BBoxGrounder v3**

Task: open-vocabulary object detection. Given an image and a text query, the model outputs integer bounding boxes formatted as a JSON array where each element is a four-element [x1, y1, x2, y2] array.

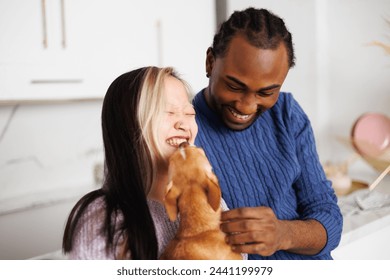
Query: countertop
[[332, 167, 390, 259]]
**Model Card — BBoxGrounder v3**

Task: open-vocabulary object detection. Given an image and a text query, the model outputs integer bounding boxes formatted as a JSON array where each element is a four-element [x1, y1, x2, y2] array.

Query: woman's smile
[[166, 136, 190, 147]]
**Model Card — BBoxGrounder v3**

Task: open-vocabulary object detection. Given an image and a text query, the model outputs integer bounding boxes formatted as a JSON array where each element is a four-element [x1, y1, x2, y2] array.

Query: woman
[[62, 66, 198, 259]]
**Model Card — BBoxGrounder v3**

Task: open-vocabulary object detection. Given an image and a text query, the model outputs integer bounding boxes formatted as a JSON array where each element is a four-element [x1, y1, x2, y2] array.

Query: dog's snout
[[179, 141, 190, 149]]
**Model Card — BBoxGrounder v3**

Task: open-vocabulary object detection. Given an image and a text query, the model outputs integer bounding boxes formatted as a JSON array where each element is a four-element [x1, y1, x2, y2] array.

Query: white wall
[[0, 102, 103, 259], [325, 0, 390, 161], [0, 102, 103, 205]]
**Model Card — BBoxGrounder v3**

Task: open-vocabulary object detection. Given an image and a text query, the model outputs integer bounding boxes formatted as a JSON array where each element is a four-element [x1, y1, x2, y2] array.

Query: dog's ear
[[205, 172, 221, 212], [164, 181, 181, 221]]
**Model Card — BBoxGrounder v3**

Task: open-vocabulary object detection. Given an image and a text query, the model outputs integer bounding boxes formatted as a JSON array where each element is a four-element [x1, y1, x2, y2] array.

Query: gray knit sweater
[[68, 197, 230, 259]]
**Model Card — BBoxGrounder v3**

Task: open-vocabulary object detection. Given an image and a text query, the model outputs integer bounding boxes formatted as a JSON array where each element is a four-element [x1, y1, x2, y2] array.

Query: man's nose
[[237, 93, 259, 114]]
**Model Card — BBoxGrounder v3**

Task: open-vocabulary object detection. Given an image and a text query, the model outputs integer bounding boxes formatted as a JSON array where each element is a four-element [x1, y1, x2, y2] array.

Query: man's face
[[205, 35, 290, 130]]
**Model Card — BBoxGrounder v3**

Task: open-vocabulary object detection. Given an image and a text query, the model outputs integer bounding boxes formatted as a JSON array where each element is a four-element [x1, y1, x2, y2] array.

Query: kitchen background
[[0, 0, 389, 259]]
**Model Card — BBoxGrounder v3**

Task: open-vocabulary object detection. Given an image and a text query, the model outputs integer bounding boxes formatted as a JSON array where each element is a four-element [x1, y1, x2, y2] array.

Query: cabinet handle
[[60, 0, 66, 48], [30, 79, 83, 84], [41, 0, 48, 48]]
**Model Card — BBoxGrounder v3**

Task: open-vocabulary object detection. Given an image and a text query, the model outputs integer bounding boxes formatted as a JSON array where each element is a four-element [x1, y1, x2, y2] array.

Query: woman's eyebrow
[[165, 103, 194, 110]]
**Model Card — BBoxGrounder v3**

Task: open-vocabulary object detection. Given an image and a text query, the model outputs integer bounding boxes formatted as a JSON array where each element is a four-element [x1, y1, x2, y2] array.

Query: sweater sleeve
[[68, 198, 120, 259], [287, 95, 343, 256]]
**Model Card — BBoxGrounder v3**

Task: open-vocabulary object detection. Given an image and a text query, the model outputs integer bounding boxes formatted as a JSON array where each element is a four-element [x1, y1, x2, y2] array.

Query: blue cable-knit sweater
[[193, 90, 343, 260]]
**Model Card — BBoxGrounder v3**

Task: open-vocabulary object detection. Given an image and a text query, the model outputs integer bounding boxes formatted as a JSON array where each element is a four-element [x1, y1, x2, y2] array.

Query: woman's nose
[[174, 119, 189, 131]]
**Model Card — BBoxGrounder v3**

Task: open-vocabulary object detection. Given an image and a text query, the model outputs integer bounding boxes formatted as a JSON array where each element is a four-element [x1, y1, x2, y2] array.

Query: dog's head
[[164, 142, 221, 221]]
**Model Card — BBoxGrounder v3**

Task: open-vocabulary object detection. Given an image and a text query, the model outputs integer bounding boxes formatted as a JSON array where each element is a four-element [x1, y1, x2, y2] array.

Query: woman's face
[[159, 76, 198, 160]]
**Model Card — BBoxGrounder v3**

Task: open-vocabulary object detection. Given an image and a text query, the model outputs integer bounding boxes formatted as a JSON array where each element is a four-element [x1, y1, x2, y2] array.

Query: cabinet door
[[0, 0, 44, 63], [0, 0, 50, 99], [0, 0, 214, 101], [64, 0, 160, 98], [0, 0, 161, 100], [0, 0, 89, 100]]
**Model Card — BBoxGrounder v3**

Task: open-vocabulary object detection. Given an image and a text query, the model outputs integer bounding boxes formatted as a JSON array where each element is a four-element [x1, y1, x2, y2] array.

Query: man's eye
[[227, 84, 241, 91], [257, 91, 275, 97]]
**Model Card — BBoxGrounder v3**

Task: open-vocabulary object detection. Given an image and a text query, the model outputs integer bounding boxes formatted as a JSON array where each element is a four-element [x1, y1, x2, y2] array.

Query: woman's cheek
[[191, 119, 198, 142]]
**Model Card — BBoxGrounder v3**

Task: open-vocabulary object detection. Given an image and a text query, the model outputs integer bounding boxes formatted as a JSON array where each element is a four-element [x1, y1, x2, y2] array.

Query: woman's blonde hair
[[137, 67, 192, 194]]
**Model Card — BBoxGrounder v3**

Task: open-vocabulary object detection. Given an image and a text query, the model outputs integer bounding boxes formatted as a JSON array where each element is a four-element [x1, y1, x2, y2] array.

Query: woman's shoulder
[[73, 195, 107, 229], [82, 196, 106, 219], [68, 196, 115, 259]]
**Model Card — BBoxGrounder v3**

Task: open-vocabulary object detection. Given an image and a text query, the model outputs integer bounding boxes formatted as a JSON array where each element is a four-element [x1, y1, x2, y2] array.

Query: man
[[193, 7, 342, 260]]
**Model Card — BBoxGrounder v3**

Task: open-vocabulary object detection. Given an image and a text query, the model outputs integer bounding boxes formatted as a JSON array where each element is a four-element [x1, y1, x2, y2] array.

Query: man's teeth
[[229, 108, 249, 120], [166, 138, 188, 146]]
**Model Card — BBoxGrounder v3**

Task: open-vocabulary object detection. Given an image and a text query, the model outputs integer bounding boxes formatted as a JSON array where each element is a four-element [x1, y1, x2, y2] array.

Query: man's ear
[[206, 47, 215, 77], [205, 172, 221, 212], [164, 183, 181, 221]]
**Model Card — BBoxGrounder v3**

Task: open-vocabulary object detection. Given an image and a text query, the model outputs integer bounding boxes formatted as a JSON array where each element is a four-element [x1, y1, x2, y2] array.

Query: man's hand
[[220, 207, 290, 256], [220, 207, 326, 256]]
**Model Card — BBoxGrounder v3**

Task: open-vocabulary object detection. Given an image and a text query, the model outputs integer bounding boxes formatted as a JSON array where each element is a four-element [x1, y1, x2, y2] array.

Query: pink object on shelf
[[351, 112, 390, 158]]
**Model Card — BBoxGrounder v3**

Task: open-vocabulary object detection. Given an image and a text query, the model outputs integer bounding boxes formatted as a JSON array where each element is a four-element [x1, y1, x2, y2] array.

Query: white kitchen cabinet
[[0, 0, 159, 100], [0, 0, 215, 101]]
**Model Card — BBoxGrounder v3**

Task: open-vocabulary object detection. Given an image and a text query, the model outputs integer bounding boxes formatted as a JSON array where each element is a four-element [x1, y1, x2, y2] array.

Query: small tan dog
[[160, 142, 242, 260]]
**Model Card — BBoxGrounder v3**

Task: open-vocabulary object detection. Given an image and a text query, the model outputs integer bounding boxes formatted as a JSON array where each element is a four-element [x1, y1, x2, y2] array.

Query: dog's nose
[[179, 142, 190, 149]]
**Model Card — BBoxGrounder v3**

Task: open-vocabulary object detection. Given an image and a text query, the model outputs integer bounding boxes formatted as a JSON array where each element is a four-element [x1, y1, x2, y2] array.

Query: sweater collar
[[193, 88, 225, 126]]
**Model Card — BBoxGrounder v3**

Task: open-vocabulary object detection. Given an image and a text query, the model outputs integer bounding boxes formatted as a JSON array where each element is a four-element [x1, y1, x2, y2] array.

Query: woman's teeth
[[228, 107, 250, 120], [166, 138, 188, 147]]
